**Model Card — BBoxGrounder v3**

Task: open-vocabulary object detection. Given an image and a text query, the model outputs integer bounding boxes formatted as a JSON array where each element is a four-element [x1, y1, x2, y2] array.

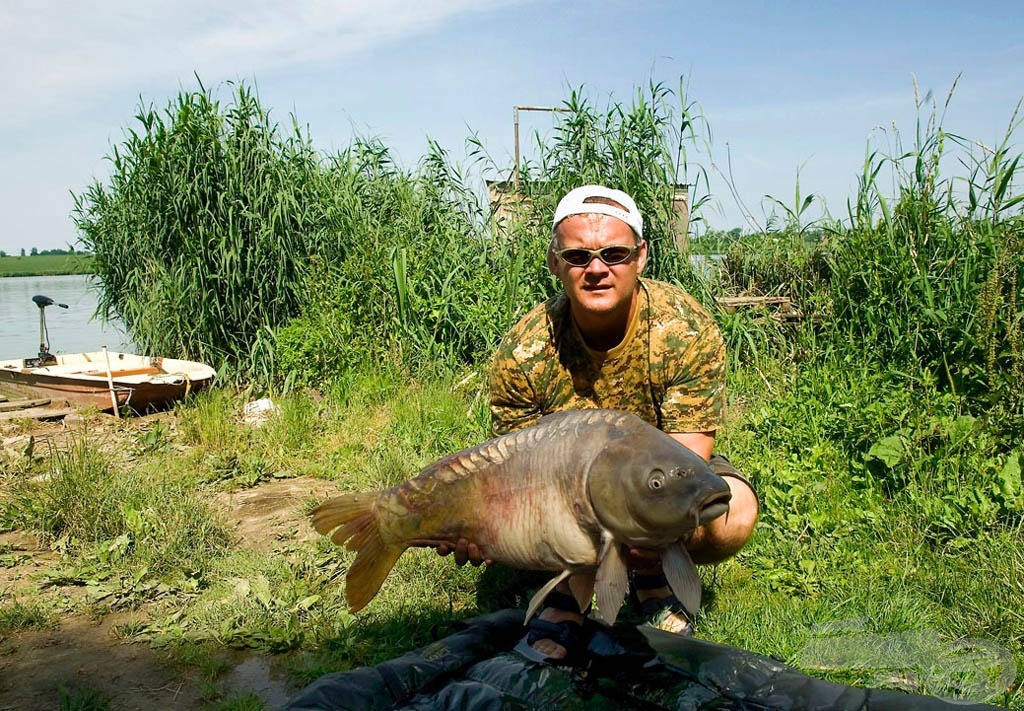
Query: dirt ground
[[0, 410, 337, 709]]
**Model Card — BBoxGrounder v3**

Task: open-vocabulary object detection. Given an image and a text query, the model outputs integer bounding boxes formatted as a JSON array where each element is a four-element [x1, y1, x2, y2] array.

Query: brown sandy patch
[[215, 476, 339, 553]]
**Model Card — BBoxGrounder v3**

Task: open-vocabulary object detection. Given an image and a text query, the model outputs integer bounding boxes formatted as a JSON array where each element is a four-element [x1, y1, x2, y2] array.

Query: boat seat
[[69, 367, 164, 377]]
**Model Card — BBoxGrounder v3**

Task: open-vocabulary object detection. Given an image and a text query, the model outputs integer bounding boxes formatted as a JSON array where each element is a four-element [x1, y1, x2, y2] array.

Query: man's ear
[[636, 240, 649, 274]]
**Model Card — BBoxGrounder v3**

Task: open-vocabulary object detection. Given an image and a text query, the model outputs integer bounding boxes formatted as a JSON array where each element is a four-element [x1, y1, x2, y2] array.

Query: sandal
[[630, 572, 696, 636], [513, 590, 592, 666]]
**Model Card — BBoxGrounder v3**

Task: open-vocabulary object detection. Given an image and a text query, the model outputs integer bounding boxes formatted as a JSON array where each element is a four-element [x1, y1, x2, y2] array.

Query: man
[[442, 185, 758, 663]]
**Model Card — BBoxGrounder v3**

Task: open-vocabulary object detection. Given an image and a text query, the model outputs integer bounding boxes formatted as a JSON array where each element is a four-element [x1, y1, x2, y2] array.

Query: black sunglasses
[[552, 244, 640, 267]]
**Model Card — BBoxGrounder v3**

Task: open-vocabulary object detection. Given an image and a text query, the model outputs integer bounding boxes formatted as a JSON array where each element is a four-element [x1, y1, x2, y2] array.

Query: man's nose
[[583, 255, 609, 274]]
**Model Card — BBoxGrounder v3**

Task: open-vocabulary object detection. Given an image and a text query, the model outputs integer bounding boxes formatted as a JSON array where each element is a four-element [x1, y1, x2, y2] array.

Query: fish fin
[[311, 493, 375, 541], [346, 538, 404, 613], [568, 571, 596, 614], [662, 541, 701, 616], [594, 539, 628, 625], [312, 493, 404, 613], [524, 569, 572, 623]]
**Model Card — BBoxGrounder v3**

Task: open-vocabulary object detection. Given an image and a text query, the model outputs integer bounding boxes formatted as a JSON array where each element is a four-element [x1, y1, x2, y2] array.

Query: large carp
[[312, 409, 731, 625]]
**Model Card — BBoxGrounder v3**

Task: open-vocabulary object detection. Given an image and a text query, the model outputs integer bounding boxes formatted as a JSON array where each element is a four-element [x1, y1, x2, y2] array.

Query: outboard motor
[[26, 295, 68, 367]]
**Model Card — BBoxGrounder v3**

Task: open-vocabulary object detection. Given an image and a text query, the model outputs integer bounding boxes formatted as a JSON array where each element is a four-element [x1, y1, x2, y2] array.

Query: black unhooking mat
[[285, 609, 1001, 710]]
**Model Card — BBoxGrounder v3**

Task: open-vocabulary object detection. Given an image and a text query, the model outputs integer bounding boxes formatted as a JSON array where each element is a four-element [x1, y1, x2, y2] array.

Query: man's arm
[[487, 326, 545, 436]]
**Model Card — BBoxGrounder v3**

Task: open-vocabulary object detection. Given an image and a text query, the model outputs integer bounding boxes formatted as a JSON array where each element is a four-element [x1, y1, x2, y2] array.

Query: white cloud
[[0, 0, 530, 130]]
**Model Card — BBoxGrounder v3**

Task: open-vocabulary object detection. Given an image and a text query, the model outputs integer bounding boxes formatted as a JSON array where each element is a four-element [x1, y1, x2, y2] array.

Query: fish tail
[[346, 536, 403, 613], [311, 493, 374, 543], [312, 493, 404, 613]]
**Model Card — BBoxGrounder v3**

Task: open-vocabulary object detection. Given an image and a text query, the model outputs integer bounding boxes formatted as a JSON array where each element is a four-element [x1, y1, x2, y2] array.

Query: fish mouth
[[696, 490, 732, 527]]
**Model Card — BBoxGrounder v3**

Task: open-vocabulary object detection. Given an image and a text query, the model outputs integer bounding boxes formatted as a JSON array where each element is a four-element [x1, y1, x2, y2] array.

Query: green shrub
[[826, 89, 1024, 419]]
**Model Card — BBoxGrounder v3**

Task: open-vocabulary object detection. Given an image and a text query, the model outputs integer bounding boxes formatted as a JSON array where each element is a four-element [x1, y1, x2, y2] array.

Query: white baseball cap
[[552, 185, 643, 239]]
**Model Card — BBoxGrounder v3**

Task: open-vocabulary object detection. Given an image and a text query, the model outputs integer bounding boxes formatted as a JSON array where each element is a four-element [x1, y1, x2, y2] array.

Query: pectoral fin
[[661, 541, 701, 616], [524, 569, 572, 623], [568, 571, 596, 614], [594, 536, 628, 625]]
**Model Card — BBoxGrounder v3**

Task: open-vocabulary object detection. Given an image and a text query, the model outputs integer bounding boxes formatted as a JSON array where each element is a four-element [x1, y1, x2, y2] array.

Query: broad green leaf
[[997, 452, 1022, 504], [866, 436, 903, 468]]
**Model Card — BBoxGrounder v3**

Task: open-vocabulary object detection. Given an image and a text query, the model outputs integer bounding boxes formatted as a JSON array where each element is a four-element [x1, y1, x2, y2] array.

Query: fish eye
[[648, 470, 665, 490]]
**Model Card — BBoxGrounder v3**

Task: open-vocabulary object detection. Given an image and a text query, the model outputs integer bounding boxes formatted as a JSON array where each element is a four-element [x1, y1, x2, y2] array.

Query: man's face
[[548, 213, 647, 321]]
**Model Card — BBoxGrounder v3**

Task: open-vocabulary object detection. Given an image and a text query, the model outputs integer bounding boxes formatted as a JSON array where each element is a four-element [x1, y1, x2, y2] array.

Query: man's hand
[[436, 538, 492, 567], [625, 546, 662, 571]]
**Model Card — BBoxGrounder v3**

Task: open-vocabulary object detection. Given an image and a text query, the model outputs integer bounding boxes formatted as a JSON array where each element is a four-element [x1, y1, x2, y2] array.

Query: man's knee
[[710, 454, 757, 498], [688, 457, 758, 565]]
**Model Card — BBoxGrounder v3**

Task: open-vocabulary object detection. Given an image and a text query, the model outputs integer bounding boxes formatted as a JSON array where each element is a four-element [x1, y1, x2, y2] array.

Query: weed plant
[[1, 433, 233, 599], [0, 599, 57, 633], [827, 84, 1024, 419], [56, 684, 110, 711]]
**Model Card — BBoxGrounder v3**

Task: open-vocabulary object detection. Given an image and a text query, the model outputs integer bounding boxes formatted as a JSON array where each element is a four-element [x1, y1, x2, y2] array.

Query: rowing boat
[[0, 351, 216, 413]]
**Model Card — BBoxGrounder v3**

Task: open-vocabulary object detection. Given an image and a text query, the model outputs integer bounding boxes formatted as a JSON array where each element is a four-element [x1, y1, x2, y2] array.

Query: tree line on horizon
[[0, 246, 83, 258]]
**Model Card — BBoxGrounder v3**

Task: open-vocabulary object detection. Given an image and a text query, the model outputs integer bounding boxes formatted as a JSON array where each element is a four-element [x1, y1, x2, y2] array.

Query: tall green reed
[[73, 81, 345, 382], [275, 137, 551, 380], [74, 76, 722, 385], [505, 79, 710, 289], [828, 78, 1024, 416]]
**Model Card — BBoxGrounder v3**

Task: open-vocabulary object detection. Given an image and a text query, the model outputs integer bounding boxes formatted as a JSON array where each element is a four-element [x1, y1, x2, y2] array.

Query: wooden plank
[[717, 296, 793, 309], [715, 295, 803, 322], [0, 398, 51, 412], [0, 405, 74, 421], [64, 367, 162, 377]]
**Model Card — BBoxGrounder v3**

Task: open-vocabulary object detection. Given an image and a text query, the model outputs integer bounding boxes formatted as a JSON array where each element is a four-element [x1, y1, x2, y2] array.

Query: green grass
[[0, 599, 58, 632], [0, 364, 1020, 706], [0, 253, 93, 277], [57, 684, 110, 711]]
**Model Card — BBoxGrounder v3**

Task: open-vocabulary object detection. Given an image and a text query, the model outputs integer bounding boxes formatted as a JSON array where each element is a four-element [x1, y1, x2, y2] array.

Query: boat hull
[[0, 351, 216, 413]]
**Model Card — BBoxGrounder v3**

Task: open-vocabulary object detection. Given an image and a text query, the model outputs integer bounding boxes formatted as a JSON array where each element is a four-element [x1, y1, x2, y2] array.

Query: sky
[[1, 0, 1022, 255]]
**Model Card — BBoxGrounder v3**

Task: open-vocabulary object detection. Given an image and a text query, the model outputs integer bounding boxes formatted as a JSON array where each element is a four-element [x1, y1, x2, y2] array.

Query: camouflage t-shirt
[[489, 278, 726, 436]]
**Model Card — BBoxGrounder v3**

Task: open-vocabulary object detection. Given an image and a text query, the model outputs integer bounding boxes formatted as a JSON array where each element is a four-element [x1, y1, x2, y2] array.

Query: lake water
[[0, 274, 135, 358]]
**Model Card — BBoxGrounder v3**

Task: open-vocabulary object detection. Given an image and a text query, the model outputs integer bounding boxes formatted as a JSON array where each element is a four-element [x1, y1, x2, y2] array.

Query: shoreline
[[0, 254, 94, 278]]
